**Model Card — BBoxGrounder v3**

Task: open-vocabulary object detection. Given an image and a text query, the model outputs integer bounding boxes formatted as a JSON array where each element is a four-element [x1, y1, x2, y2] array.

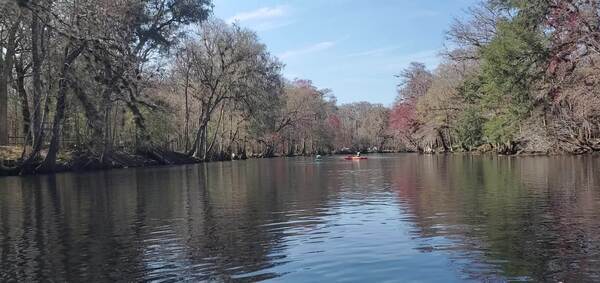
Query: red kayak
[[344, 156, 368, 160]]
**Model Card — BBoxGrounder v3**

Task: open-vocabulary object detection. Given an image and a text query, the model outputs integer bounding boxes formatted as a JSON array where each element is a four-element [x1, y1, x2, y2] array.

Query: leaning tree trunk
[[38, 42, 85, 172], [437, 129, 449, 152], [70, 78, 105, 151], [126, 85, 151, 151], [205, 105, 225, 161], [189, 105, 210, 159]]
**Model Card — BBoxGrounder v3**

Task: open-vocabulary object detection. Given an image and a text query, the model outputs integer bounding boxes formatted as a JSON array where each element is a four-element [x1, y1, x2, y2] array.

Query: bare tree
[[182, 19, 282, 160], [444, 1, 511, 61]]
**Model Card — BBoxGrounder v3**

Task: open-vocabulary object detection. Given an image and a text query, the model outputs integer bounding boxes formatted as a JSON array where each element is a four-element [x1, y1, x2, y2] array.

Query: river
[[1, 154, 600, 282]]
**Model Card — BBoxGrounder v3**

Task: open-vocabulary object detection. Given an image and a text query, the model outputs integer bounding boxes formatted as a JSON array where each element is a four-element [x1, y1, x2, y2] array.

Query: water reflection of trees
[[0, 158, 340, 281], [390, 154, 600, 282], [3, 155, 600, 281]]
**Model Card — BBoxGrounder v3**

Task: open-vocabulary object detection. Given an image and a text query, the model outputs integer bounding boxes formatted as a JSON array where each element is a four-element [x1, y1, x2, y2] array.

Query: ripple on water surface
[[2, 155, 600, 282]]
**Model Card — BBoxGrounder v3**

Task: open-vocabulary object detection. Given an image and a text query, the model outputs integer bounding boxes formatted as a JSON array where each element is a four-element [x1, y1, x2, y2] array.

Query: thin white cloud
[[346, 46, 404, 58], [227, 6, 288, 24], [279, 41, 336, 59]]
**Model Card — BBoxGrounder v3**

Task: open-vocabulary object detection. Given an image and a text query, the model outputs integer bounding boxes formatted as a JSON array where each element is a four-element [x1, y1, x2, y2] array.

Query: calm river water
[[1, 154, 600, 282]]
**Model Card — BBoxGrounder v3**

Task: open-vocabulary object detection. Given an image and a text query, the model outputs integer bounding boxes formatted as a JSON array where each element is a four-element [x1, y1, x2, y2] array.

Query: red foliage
[[389, 98, 417, 133], [545, 1, 596, 75]]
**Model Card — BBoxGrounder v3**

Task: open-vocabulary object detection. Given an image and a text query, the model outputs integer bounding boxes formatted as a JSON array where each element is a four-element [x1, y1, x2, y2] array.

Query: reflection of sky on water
[[264, 195, 471, 282], [2, 154, 600, 282]]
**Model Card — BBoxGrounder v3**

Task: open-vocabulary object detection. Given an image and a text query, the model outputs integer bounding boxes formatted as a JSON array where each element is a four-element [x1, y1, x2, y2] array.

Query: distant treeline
[[0, 0, 598, 174]]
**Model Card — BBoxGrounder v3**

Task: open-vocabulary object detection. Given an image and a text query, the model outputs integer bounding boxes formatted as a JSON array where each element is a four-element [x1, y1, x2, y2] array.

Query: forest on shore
[[1, 0, 599, 174]]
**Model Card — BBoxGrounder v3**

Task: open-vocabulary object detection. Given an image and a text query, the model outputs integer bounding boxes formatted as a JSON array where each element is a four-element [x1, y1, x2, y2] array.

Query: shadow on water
[[1, 154, 600, 281]]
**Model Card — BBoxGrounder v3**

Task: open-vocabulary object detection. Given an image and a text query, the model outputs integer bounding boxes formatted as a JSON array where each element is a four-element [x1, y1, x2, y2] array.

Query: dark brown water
[[1, 154, 600, 282]]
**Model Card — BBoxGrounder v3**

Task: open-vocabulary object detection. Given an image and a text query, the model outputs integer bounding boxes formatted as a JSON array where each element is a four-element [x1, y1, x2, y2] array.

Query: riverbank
[[0, 146, 201, 177], [0, 146, 378, 176], [0, 145, 591, 177]]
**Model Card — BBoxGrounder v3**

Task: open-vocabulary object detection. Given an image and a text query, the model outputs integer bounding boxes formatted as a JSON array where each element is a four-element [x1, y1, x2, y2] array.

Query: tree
[[389, 62, 433, 151], [5, 0, 213, 173], [445, 0, 510, 62], [415, 60, 476, 152], [478, 17, 547, 152], [178, 19, 282, 159]]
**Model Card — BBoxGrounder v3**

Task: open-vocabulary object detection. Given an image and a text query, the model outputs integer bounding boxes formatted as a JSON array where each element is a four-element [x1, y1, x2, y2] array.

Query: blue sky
[[213, 0, 478, 106]]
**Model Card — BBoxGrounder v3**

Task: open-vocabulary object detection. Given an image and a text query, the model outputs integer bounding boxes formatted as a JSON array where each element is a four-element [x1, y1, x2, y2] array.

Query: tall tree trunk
[[101, 61, 115, 156], [191, 123, 209, 160], [0, 18, 19, 146], [21, 13, 46, 173], [189, 121, 207, 160], [39, 42, 85, 172], [183, 67, 190, 152], [189, 104, 207, 158], [190, 126, 204, 158], [30, 14, 44, 151], [0, 82, 7, 146], [14, 59, 31, 143], [205, 104, 225, 160]]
